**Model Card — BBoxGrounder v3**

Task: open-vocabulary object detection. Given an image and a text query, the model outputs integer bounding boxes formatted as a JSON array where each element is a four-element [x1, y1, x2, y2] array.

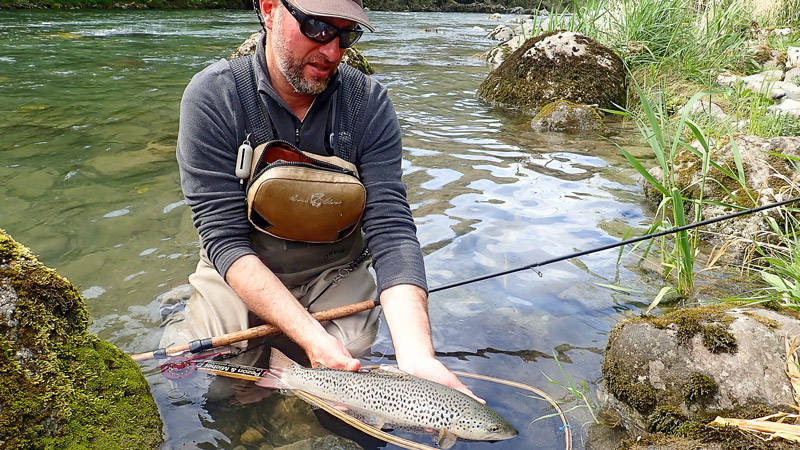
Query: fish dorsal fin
[[437, 429, 457, 449]]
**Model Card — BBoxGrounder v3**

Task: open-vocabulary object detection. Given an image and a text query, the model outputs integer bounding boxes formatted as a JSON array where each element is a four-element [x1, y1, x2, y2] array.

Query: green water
[[1, 9, 660, 449]]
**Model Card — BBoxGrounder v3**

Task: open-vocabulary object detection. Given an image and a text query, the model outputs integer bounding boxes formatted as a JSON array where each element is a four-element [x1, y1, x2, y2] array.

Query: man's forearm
[[225, 254, 327, 351], [380, 284, 435, 364]]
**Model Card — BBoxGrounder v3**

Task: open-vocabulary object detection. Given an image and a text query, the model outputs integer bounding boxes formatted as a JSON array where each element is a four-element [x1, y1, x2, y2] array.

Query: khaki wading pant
[[159, 245, 380, 369]]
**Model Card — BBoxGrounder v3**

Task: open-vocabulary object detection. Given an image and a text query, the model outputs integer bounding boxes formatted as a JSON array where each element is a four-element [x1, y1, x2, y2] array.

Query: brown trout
[[257, 349, 518, 448]]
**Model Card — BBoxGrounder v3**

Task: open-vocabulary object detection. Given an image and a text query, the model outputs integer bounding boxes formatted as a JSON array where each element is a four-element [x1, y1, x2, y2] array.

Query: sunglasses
[[280, 0, 363, 49]]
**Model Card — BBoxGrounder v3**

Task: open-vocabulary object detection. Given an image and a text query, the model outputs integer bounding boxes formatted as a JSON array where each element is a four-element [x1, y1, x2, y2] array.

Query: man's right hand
[[304, 330, 361, 371], [227, 255, 360, 372]]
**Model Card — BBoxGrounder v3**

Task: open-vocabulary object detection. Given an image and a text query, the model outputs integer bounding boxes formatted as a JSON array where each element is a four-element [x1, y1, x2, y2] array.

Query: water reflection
[[0, 9, 660, 449]]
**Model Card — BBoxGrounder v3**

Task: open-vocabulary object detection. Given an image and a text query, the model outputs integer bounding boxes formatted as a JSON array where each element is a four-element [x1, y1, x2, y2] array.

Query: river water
[[0, 9, 658, 449]]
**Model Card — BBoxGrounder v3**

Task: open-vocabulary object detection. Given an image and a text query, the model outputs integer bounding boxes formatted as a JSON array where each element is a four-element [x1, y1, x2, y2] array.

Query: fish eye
[[489, 425, 500, 432]]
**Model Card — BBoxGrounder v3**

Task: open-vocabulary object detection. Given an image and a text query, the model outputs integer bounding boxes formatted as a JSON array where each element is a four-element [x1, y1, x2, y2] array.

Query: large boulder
[[0, 229, 162, 448], [644, 136, 800, 261], [602, 304, 800, 447], [230, 31, 374, 75], [477, 30, 626, 115]]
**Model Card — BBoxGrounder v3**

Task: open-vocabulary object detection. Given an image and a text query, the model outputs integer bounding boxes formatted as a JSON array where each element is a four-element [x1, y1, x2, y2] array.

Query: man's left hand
[[399, 356, 486, 404]]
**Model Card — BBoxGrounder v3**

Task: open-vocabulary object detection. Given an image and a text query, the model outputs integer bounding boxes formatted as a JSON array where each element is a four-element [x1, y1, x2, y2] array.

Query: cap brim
[[292, 0, 375, 32]]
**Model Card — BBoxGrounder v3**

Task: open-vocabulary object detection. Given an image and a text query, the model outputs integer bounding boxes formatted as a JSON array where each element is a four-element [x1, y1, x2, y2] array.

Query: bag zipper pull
[[235, 134, 253, 185]]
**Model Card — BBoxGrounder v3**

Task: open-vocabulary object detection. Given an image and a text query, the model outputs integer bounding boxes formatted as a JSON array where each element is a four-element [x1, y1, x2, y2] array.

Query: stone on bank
[[0, 229, 162, 448], [644, 136, 800, 262]]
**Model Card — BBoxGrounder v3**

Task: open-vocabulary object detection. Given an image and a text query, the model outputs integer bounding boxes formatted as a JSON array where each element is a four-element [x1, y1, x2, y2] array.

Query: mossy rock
[[530, 99, 607, 134], [602, 304, 800, 438], [230, 31, 374, 75], [602, 304, 800, 448], [0, 229, 162, 448], [477, 30, 626, 115]]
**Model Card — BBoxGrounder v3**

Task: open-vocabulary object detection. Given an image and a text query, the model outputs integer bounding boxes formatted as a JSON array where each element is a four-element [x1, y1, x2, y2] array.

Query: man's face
[[269, 2, 350, 95]]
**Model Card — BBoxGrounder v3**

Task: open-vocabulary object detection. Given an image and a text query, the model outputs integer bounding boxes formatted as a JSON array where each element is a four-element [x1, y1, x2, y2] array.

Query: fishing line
[[428, 196, 800, 294]]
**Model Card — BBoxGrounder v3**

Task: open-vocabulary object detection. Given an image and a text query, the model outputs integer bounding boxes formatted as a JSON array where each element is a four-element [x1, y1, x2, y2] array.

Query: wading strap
[[332, 64, 370, 162], [229, 53, 370, 163], [229, 55, 273, 148], [305, 247, 370, 310]]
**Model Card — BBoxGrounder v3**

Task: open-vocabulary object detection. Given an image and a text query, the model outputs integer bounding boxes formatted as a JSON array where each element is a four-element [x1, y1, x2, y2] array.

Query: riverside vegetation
[[477, 1, 800, 446], [536, 0, 800, 305], [514, 1, 800, 447]]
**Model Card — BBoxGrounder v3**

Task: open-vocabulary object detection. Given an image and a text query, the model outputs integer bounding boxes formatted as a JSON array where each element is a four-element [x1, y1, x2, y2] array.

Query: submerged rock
[[274, 435, 362, 450], [230, 32, 374, 75], [0, 229, 162, 448], [530, 99, 606, 133], [477, 30, 626, 115], [602, 305, 800, 444]]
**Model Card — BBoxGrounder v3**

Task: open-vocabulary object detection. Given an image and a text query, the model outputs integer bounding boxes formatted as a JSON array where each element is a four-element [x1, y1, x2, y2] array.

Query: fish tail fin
[[254, 373, 287, 390], [268, 348, 298, 380], [255, 348, 297, 390]]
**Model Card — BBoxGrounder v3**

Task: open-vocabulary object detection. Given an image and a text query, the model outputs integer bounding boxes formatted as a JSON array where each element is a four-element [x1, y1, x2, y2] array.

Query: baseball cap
[[291, 0, 374, 32]]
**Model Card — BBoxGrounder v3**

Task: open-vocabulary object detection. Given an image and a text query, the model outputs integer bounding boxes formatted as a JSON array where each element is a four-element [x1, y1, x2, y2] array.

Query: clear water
[[0, 9, 659, 449]]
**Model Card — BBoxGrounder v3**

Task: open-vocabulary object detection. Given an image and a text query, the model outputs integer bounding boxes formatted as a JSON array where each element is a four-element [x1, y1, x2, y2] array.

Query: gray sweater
[[176, 35, 427, 294]]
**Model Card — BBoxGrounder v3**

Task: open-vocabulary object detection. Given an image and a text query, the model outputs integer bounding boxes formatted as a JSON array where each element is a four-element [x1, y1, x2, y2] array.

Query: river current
[[0, 9, 657, 449]]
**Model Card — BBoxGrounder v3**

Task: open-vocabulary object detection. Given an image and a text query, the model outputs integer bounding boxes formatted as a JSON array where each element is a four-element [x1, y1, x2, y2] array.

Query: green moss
[[677, 422, 796, 449], [647, 406, 688, 434], [683, 372, 718, 404], [640, 303, 738, 353], [743, 311, 781, 330], [478, 30, 626, 114], [0, 229, 162, 448], [602, 323, 659, 415]]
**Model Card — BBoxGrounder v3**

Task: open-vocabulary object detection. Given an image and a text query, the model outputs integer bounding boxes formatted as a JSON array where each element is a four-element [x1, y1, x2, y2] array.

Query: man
[[163, 0, 478, 400]]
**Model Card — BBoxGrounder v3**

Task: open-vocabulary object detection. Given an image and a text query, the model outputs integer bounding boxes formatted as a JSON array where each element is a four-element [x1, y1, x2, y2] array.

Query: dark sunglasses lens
[[338, 29, 363, 48], [302, 18, 337, 43]]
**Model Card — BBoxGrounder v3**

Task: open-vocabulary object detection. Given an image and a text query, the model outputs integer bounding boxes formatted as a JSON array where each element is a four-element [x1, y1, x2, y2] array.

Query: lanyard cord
[[429, 196, 800, 294]]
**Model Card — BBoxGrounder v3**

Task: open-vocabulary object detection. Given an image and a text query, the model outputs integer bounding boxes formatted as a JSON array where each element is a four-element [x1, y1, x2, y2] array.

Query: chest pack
[[228, 53, 371, 243]]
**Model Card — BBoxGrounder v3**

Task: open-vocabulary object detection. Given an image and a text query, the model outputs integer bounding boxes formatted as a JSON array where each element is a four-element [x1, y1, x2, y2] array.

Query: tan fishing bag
[[246, 140, 366, 243]]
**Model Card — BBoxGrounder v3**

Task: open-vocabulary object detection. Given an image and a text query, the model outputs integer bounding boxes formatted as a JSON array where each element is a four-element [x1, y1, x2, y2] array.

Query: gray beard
[[271, 8, 330, 96]]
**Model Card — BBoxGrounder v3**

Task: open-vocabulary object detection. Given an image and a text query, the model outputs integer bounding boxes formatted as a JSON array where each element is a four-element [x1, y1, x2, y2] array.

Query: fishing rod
[[132, 196, 798, 362], [429, 195, 800, 293], [130, 299, 379, 361]]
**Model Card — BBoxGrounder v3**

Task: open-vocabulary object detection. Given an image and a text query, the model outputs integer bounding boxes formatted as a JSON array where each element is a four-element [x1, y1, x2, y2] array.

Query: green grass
[[531, 352, 599, 425]]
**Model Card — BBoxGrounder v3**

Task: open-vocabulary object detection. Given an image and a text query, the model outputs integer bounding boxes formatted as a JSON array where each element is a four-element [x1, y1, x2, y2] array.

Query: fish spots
[[282, 364, 513, 442]]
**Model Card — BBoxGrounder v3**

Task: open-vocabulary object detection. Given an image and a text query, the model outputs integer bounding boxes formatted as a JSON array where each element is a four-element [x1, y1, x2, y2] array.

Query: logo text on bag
[[289, 192, 344, 208]]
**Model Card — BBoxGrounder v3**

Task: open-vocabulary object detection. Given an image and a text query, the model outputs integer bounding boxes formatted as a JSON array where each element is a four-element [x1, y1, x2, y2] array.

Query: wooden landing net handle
[[130, 299, 378, 361]]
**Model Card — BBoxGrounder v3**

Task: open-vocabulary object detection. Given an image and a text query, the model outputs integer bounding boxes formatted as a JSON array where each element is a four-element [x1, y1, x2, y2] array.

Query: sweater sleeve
[[357, 82, 428, 294], [176, 60, 256, 280]]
